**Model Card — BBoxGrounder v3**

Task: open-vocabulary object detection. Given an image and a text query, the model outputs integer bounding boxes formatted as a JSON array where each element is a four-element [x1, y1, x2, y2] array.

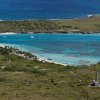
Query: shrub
[[0, 77, 6, 82]]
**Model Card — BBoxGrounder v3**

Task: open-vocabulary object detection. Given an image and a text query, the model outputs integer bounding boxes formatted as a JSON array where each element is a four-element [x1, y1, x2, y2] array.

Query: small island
[[0, 16, 100, 34]]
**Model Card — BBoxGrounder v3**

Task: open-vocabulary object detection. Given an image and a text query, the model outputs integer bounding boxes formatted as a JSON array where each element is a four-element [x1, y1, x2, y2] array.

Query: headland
[[0, 15, 100, 34]]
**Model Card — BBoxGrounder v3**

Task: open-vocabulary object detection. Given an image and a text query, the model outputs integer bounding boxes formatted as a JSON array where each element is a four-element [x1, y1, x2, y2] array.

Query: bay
[[0, 33, 100, 66]]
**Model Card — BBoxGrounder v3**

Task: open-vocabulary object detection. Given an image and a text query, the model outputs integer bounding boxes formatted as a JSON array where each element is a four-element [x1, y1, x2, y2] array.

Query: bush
[[4, 65, 47, 75], [4, 65, 31, 72], [0, 77, 6, 82]]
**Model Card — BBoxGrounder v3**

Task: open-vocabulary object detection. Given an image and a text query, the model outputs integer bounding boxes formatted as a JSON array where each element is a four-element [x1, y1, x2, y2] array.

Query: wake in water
[[31, 36, 35, 39]]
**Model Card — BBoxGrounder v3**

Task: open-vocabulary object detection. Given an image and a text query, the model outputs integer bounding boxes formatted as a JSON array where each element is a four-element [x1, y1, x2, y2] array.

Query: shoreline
[[0, 32, 18, 35], [37, 57, 67, 66], [0, 43, 67, 66], [0, 32, 100, 35], [0, 15, 100, 34], [0, 43, 99, 67], [0, 14, 100, 21]]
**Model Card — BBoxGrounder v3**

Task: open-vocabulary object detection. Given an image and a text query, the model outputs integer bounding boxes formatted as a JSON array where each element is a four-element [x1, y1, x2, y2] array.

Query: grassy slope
[[0, 47, 100, 100], [0, 16, 100, 33], [58, 16, 100, 33]]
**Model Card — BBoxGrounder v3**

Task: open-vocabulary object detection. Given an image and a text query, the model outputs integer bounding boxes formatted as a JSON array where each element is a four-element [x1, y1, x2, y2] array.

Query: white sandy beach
[[0, 44, 5, 48], [0, 43, 67, 66], [37, 57, 67, 66], [0, 32, 18, 35]]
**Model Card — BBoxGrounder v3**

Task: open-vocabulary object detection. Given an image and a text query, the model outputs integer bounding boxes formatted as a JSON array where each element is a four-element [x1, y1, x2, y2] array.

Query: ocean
[[0, 0, 100, 20], [0, 33, 100, 66], [0, 1, 100, 66]]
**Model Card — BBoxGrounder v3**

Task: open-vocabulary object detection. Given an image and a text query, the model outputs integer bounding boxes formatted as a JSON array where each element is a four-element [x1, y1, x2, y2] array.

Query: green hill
[[0, 46, 100, 100]]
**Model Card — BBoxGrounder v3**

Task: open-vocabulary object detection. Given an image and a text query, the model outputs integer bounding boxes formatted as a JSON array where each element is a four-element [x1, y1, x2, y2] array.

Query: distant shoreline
[[0, 14, 100, 21], [0, 15, 100, 34], [0, 32, 100, 35], [0, 32, 18, 35]]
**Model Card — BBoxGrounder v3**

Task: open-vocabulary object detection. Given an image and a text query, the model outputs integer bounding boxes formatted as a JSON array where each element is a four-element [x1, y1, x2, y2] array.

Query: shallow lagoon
[[0, 33, 100, 66]]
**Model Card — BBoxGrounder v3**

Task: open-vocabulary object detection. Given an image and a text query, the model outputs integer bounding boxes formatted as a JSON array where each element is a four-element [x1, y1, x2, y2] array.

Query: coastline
[[0, 42, 99, 67], [0, 15, 100, 34], [0, 32, 18, 35], [0, 33, 100, 66], [37, 56, 67, 66], [0, 32, 100, 35], [0, 43, 67, 66], [1, 14, 100, 21], [0, 43, 99, 67]]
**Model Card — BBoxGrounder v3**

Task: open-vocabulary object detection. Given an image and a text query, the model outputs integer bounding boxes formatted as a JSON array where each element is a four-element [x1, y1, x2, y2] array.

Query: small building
[[89, 71, 100, 87]]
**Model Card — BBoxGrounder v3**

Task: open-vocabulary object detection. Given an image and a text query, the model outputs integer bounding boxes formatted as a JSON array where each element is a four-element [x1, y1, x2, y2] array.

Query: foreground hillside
[[0, 16, 100, 33], [0, 46, 100, 100]]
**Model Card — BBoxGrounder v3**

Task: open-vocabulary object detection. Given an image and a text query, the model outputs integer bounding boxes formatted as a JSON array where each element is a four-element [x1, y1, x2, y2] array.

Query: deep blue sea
[[0, 0, 100, 20], [0, 1, 100, 66], [0, 33, 100, 66]]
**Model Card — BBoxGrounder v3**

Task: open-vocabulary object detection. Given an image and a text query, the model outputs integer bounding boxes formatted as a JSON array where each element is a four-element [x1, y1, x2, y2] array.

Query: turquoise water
[[0, 33, 100, 66]]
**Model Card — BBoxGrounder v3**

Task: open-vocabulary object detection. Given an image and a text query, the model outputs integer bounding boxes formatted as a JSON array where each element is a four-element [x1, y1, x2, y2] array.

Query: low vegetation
[[0, 16, 100, 33], [0, 47, 100, 100]]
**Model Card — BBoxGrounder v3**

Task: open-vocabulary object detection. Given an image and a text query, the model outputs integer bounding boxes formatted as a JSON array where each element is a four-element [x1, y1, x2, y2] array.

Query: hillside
[[0, 46, 100, 100]]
